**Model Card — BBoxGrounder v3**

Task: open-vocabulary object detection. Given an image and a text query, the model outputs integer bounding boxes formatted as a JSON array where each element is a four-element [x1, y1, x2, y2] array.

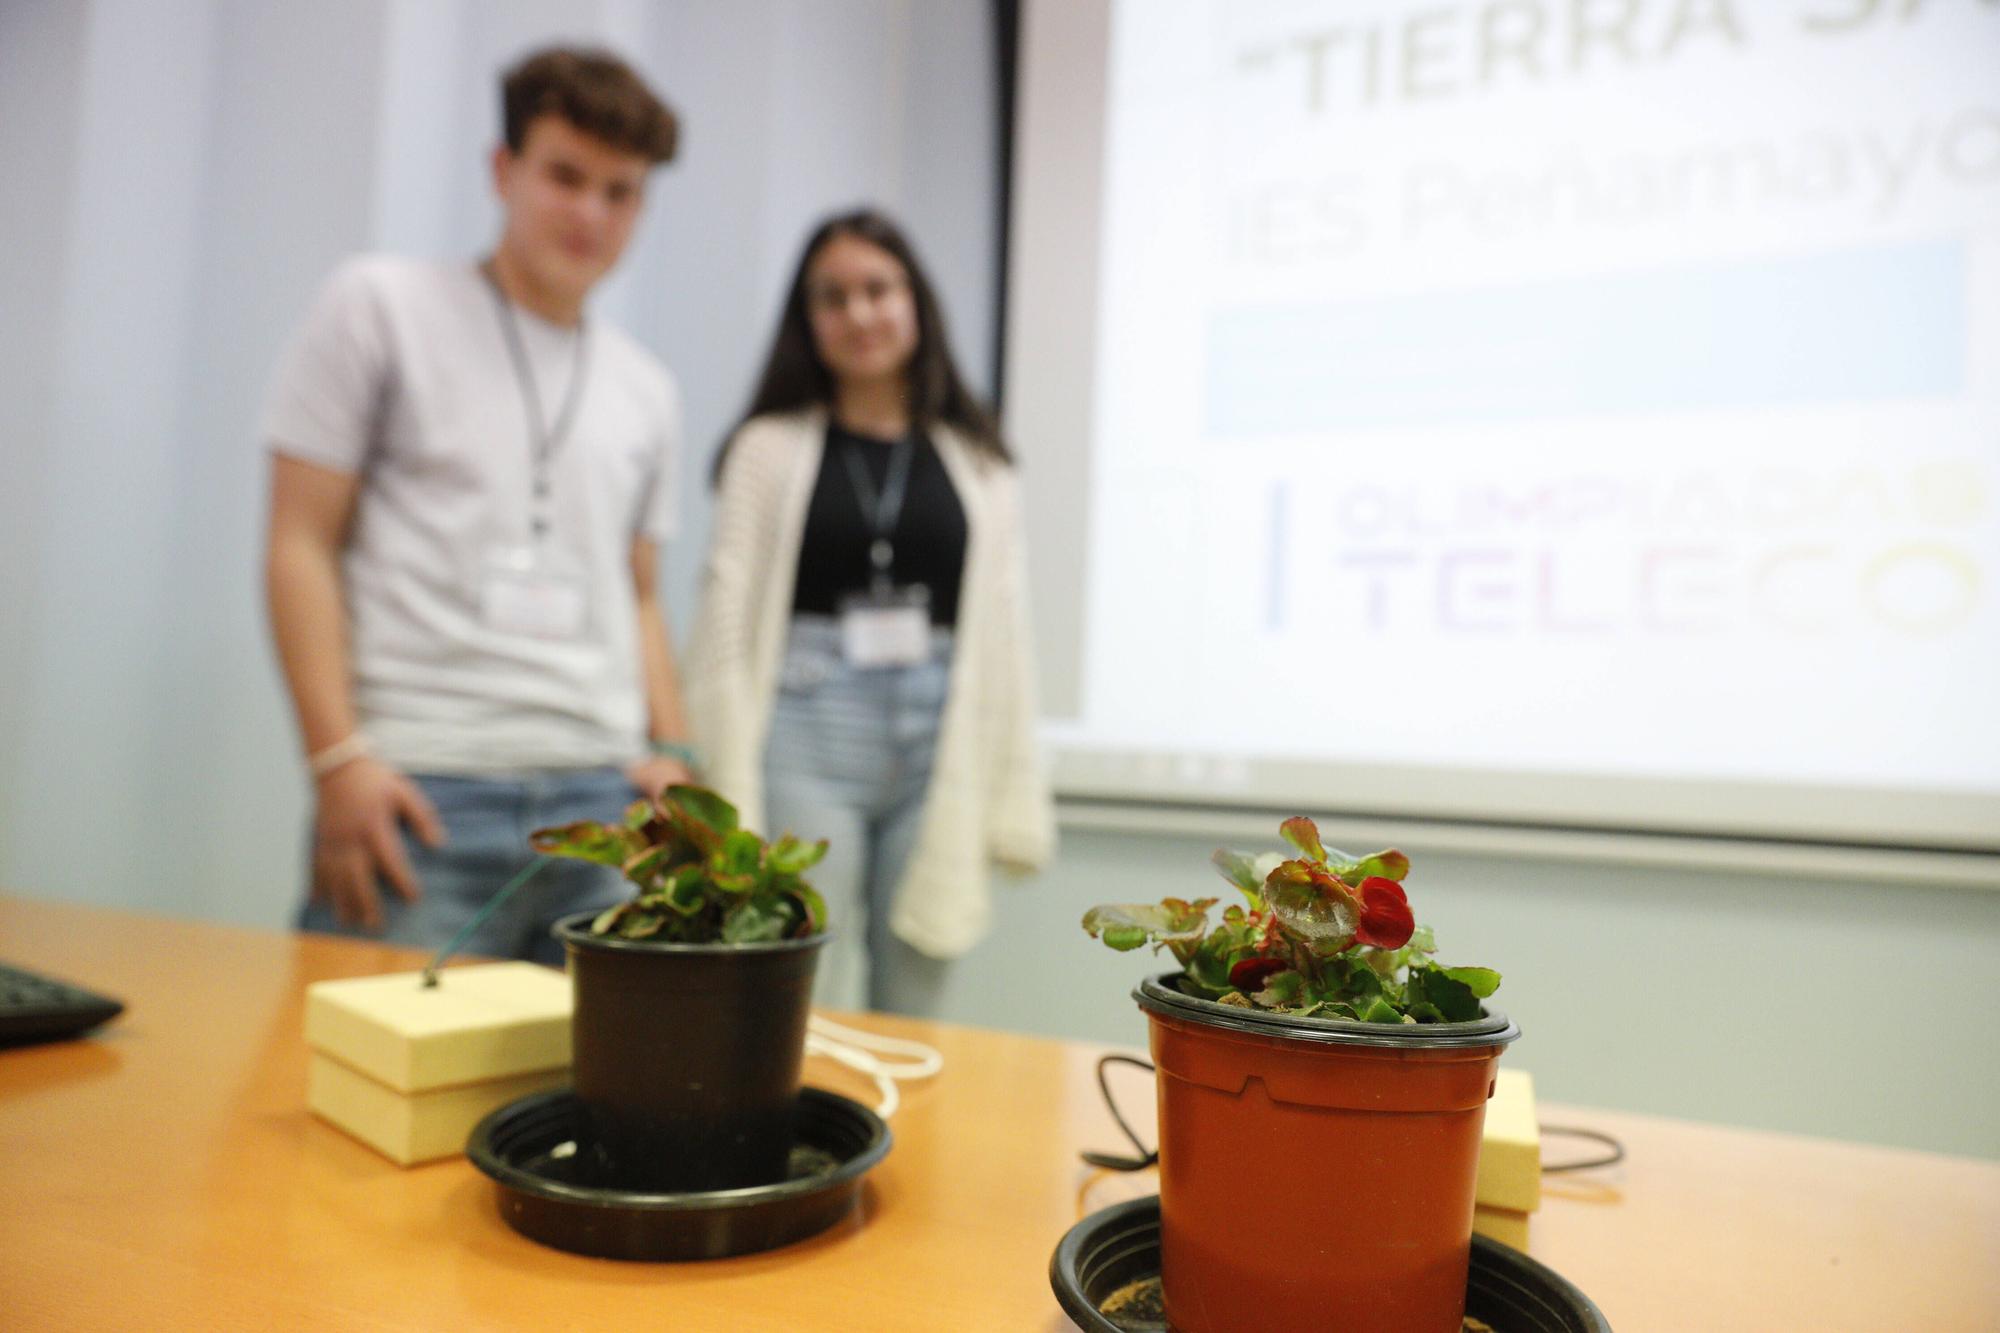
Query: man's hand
[[625, 755, 694, 800], [311, 758, 447, 930]]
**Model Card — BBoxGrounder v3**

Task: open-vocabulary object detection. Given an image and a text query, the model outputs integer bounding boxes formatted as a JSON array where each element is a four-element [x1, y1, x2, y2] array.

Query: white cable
[[805, 1015, 944, 1120]]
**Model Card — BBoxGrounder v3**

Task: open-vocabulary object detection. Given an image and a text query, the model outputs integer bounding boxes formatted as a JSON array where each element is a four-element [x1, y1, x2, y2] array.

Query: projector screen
[[1003, 0, 2000, 850]]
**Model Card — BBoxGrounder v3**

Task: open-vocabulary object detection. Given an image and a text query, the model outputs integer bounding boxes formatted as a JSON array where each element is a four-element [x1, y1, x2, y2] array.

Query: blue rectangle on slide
[[1205, 241, 1965, 434]]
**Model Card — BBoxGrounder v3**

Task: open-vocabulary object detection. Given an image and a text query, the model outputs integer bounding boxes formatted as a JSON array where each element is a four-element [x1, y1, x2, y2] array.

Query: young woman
[[687, 209, 1053, 1013]]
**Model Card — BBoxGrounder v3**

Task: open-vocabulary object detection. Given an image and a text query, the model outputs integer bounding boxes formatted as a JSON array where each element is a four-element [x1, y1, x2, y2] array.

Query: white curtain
[[0, 0, 998, 924]]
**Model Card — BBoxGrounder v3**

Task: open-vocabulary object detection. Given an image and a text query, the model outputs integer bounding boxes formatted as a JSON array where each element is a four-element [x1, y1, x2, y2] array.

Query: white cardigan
[[686, 408, 1056, 959]]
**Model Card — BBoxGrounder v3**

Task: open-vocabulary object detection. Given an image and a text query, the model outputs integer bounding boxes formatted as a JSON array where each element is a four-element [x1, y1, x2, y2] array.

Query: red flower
[[1229, 957, 1287, 992], [1354, 876, 1414, 949]]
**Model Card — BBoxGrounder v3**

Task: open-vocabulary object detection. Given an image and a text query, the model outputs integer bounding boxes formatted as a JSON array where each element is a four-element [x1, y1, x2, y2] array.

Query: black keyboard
[[0, 962, 124, 1047]]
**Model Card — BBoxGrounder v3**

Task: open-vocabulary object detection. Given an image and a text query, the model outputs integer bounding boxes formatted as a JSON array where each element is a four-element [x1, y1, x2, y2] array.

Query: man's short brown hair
[[501, 47, 678, 164]]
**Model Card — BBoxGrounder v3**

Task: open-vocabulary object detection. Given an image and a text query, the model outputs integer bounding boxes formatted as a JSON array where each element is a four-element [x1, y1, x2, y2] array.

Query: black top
[[791, 421, 967, 627]]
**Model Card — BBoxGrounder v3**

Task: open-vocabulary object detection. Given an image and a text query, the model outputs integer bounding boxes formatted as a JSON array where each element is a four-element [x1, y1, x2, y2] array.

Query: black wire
[[1539, 1123, 1626, 1172], [1082, 1054, 1158, 1172]]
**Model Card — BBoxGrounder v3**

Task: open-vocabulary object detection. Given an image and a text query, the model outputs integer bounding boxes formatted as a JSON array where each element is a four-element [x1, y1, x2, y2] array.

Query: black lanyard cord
[[840, 435, 915, 584], [481, 262, 591, 512]]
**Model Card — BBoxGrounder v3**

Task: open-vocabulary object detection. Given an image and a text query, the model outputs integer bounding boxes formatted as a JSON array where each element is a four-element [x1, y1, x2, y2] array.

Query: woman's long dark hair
[[713, 208, 1010, 483]]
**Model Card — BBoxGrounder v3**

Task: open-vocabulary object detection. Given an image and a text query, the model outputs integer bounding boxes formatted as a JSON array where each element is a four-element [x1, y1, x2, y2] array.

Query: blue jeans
[[297, 766, 639, 966], [763, 615, 953, 1015]]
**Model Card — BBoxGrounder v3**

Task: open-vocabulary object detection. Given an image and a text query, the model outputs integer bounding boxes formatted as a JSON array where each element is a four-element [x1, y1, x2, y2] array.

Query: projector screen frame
[[997, 0, 2000, 857]]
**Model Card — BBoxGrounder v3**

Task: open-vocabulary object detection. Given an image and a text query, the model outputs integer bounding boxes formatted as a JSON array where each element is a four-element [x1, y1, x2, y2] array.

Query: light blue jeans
[[297, 766, 638, 966], [763, 615, 954, 1015]]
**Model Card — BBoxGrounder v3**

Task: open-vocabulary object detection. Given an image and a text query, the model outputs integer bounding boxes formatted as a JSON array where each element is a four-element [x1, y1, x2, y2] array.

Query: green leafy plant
[[531, 784, 828, 944], [1083, 816, 1499, 1023]]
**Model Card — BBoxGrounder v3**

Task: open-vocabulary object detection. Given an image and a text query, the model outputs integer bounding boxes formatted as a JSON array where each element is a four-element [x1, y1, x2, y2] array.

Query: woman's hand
[[626, 755, 694, 800]]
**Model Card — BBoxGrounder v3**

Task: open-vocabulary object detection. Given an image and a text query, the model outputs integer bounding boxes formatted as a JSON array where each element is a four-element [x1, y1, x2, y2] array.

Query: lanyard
[[481, 262, 591, 539], [840, 435, 915, 590]]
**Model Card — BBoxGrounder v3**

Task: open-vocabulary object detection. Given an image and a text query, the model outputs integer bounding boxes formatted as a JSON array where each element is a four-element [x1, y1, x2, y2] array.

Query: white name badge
[[839, 589, 932, 668], [479, 546, 588, 641]]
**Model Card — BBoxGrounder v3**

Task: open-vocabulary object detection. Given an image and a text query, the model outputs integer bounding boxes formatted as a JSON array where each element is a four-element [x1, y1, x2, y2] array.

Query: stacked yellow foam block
[[304, 963, 573, 1166], [1473, 1068, 1541, 1249]]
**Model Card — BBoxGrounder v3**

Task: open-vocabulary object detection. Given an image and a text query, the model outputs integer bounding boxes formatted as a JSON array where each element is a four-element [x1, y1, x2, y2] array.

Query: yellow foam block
[[304, 962, 571, 1093], [1476, 1068, 1540, 1213], [1472, 1204, 1531, 1251], [307, 1051, 570, 1165]]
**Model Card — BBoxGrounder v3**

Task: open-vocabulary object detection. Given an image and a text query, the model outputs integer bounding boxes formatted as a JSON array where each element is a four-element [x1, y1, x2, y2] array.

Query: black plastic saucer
[[1051, 1196, 1611, 1332], [467, 1086, 891, 1261]]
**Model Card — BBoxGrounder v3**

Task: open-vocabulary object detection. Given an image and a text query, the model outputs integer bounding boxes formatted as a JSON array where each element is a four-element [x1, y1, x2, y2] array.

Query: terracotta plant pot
[[1136, 973, 1520, 1333], [556, 912, 828, 1193]]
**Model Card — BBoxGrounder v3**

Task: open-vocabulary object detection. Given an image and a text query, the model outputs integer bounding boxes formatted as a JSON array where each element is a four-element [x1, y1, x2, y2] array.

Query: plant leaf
[[768, 834, 828, 876], [716, 829, 763, 875], [660, 809, 720, 858], [666, 784, 739, 834], [1356, 995, 1408, 1024], [1210, 849, 1264, 905], [619, 908, 668, 940], [621, 843, 674, 888], [1442, 965, 1502, 998], [786, 879, 829, 934], [1409, 965, 1482, 1022], [1279, 817, 1327, 864], [1262, 860, 1359, 951], [529, 820, 637, 868], [1182, 938, 1236, 995], [1081, 899, 1214, 952], [1335, 848, 1410, 883], [1250, 968, 1307, 1009], [721, 898, 787, 943], [661, 865, 709, 915], [1080, 911, 1151, 952], [1342, 961, 1385, 1001]]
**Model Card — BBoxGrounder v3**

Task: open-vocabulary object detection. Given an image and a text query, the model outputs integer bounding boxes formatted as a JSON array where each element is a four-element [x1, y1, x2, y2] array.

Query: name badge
[[839, 586, 932, 668], [479, 545, 588, 641]]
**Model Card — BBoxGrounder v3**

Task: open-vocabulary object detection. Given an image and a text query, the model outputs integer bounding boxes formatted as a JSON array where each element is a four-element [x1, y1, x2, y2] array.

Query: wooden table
[[2, 896, 1994, 1330]]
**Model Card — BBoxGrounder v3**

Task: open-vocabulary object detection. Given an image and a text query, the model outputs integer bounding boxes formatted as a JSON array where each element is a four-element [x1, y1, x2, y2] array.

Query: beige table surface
[[2, 895, 1994, 1331]]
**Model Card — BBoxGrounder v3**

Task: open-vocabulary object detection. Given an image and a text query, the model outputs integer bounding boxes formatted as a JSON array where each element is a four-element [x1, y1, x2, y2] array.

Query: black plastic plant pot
[[555, 912, 829, 1194], [1050, 1196, 1611, 1333]]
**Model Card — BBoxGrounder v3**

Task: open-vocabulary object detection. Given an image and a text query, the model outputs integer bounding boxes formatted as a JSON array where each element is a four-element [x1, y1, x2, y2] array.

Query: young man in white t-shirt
[[262, 48, 694, 963]]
